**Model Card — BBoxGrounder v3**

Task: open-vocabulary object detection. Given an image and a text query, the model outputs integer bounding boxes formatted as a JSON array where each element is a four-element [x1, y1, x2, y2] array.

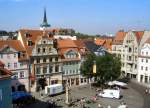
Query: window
[[7, 54, 10, 58], [49, 58, 53, 62], [129, 56, 132, 61], [135, 47, 137, 52], [0, 54, 3, 58], [28, 40, 32, 46], [13, 73, 18, 79], [49, 66, 52, 73], [7, 63, 10, 68], [141, 59, 143, 62], [141, 66, 143, 70], [128, 47, 132, 52], [14, 53, 17, 58], [43, 58, 46, 63], [73, 70, 75, 74], [43, 48, 46, 53], [36, 67, 40, 74], [20, 63, 23, 67], [49, 47, 51, 52], [19, 71, 24, 78], [145, 67, 148, 71], [66, 70, 68, 74], [14, 62, 17, 68], [43, 41, 46, 44], [135, 56, 137, 61], [70, 70, 72, 74], [76, 69, 78, 74], [135, 64, 137, 69], [146, 52, 148, 55], [146, 59, 148, 63], [55, 57, 58, 62], [142, 51, 144, 55], [37, 58, 40, 63], [37, 48, 40, 53], [43, 67, 47, 74], [55, 65, 59, 72]]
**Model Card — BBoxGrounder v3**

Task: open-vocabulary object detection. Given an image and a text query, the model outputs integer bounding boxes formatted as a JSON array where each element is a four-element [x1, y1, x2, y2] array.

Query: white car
[[99, 89, 120, 99]]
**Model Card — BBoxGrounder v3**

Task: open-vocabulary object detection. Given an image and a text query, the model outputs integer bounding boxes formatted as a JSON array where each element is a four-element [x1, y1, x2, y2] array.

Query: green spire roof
[[40, 8, 50, 28]]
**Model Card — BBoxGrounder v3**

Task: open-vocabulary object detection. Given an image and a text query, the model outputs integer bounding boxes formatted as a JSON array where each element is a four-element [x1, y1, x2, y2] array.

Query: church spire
[[40, 8, 50, 29]]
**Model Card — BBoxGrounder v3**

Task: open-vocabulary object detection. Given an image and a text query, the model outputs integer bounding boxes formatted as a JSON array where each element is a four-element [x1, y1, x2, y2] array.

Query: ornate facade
[[30, 33, 62, 91]]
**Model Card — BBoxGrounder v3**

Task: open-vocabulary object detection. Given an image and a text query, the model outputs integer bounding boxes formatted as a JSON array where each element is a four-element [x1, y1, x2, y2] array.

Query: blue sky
[[0, 0, 150, 35]]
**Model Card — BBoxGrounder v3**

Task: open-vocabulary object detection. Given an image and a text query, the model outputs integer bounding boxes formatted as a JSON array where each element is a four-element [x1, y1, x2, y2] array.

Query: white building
[[112, 30, 144, 79], [138, 37, 150, 84], [0, 40, 29, 91]]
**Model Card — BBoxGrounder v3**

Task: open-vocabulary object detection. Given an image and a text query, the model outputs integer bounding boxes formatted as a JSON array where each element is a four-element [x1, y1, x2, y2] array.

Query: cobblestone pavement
[[26, 83, 144, 108]]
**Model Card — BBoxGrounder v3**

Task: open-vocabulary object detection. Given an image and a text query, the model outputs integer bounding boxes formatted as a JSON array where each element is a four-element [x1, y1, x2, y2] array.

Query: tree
[[80, 53, 96, 83], [80, 54, 121, 87]]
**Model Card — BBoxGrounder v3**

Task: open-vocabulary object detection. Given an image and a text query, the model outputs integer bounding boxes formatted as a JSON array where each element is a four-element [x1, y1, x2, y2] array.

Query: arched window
[[43, 48, 46, 53]]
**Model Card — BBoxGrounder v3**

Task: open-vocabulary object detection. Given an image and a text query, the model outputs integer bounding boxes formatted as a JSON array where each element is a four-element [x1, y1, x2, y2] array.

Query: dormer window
[[24, 32, 31, 38], [48, 32, 53, 37], [27, 40, 32, 46]]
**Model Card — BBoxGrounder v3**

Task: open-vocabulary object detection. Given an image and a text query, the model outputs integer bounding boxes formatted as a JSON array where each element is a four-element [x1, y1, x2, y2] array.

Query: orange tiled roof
[[95, 39, 106, 46], [133, 31, 144, 43], [57, 39, 77, 48], [113, 31, 127, 45], [95, 38, 113, 51], [58, 48, 79, 55], [0, 40, 28, 61], [57, 39, 81, 59], [19, 29, 57, 56], [73, 40, 88, 55], [73, 40, 86, 48], [0, 40, 25, 51]]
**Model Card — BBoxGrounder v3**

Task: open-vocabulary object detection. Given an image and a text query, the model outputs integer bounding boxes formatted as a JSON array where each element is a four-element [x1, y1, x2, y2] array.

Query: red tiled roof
[[57, 39, 77, 48], [95, 38, 113, 51], [0, 40, 25, 51], [0, 40, 28, 61], [113, 31, 127, 45], [133, 31, 144, 43]]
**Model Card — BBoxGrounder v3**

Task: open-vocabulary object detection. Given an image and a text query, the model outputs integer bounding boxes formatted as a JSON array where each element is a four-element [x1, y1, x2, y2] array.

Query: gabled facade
[[0, 40, 29, 92], [112, 30, 144, 79], [57, 39, 83, 86], [138, 38, 150, 84], [30, 33, 62, 92]]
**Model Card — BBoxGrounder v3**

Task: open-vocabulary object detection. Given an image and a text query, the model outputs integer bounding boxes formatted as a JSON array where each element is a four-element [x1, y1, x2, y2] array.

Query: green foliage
[[80, 53, 96, 78], [80, 54, 121, 86]]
